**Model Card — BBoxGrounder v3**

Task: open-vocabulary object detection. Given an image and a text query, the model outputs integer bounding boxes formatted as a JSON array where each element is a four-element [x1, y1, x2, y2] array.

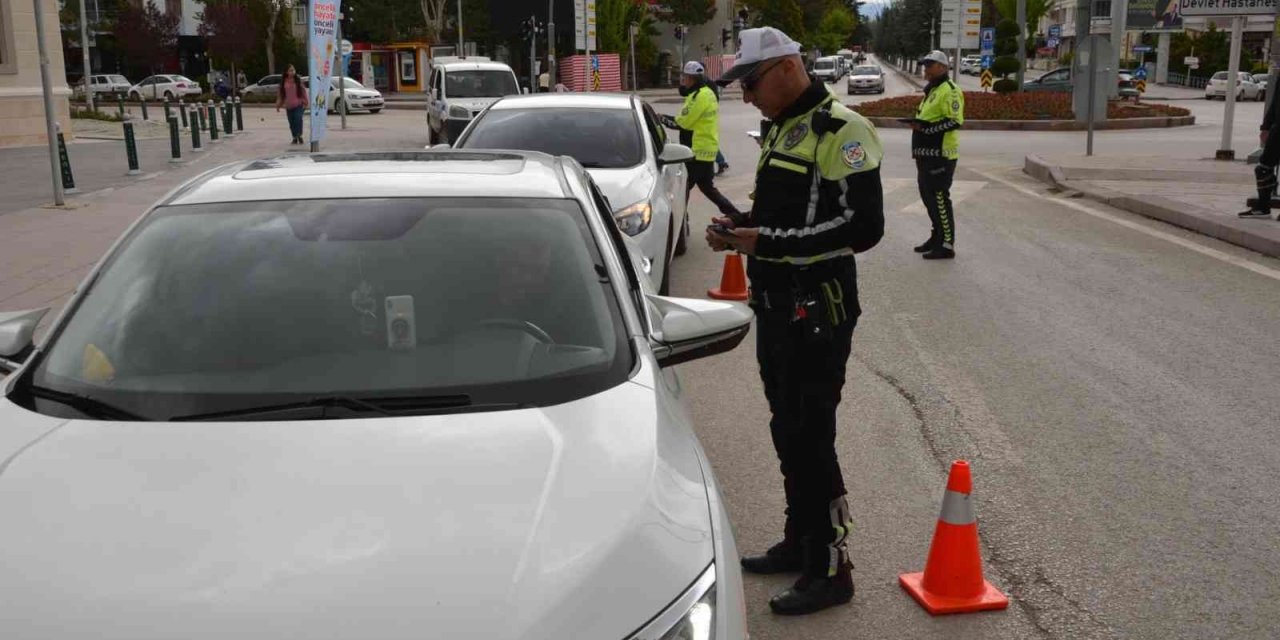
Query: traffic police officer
[[1239, 84, 1280, 219], [911, 50, 964, 259], [711, 26, 884, 615], [662, 61, 742, 219]]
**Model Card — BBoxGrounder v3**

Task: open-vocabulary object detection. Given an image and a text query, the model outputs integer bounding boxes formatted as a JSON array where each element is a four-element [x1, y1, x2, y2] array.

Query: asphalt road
[[665, 61, 1280, 639]]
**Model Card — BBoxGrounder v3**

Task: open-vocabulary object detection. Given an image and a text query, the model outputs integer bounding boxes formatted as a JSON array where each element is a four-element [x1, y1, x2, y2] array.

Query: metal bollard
[[55, 123, 77, 193], [117, 93, 125, 118], [189, 107, 202, 152], [197, 103, 208, 133], [178, 98, 188, 129], [222, 101, 233, 136], [168, 116, 182, 163], [234, 97, 244, 132], [207, 102, 220, 142], [139, 96, 149, 121], [163, 96, 171, 122], [123, 119, 141, 175]]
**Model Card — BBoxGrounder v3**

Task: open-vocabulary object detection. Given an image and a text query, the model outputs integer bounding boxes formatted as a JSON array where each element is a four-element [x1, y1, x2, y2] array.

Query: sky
[[860, 0, 892, 20]]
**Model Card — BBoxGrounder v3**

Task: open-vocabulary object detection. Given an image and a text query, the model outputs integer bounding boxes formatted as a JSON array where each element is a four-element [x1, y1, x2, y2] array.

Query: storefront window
[[400, 51, 416, 82]]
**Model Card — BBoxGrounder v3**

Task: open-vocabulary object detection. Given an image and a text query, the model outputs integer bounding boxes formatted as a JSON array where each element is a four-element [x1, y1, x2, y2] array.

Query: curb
[[866, 115, 1196, 130], [1023, 154, 1280, 258]]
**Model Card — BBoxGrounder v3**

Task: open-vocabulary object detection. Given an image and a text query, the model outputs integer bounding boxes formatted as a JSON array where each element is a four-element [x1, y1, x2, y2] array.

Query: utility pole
[[1015, 0, 1026, 87], [457, 0, 464, 55], [78, 0, 93, 112], [548, 0, 556, 90], [1217, 15, 1244, 160], [1108, 0, 1128, 99], [33, 0, 64, 205], [629, 22, 637, 93], [337, 13, 347, 130]]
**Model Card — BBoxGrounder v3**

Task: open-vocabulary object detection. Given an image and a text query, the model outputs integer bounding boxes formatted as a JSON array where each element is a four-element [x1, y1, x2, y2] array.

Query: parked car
[[1117, 72, 1140, 99], [813, 55, 843, 83], [1023, 67, 1140, 97], [1204, 71, 1262, 101], [1253, 73, 1269, 101], [846, 65, 886, 94], [127, 75, 202, 101], [301, 76, 385, 113], [960, 56, 983, 75], [74, 74, 132, 98], [0, 149, 750, 640], [452, 93, 693, 295], [241, 74, 282, 98], [426, 57, 521, 145]]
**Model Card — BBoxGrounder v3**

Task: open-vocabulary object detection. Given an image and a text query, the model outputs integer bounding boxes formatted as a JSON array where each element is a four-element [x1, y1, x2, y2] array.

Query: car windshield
[[332, 77, 364, 89], [174, 76, 195, 84], [22, 197, 631, 421], [446, 70, 519, 98], [816, 60, 835, 69], [1212, 71, 1228, 81], [853, 66, 880, 75], [461, 108, 644, 168]]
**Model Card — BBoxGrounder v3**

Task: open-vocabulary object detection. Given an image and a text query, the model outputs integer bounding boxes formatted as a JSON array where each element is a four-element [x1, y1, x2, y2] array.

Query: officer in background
[[661, 62, 742, 219], [710, 26, 884, 616], [1239, 87, 1280, 219], [910, 50, 965, 259]]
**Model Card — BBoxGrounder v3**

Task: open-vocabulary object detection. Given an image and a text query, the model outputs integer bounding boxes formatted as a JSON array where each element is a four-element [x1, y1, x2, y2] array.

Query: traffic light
[[721, 27, 731, 47]]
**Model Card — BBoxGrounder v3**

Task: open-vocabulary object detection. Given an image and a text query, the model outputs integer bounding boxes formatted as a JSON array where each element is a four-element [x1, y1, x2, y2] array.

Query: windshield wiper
[[26, 385, 147, 421], [172, 393, 523, 422]]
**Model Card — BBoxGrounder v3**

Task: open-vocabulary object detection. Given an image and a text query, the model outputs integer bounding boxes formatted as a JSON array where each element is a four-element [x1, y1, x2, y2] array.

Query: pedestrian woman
[[276, 64, 308, 145]]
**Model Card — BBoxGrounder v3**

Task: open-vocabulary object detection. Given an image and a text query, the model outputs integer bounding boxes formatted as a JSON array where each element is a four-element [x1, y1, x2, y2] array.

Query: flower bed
[[850, 91, 1191, 120]]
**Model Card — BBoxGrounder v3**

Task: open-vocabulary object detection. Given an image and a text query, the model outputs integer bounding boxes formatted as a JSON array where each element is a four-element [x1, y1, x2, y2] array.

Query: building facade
[[1, 0, 72, 147]]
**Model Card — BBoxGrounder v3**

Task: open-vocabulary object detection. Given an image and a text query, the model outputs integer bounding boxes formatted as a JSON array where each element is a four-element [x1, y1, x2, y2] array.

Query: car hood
[[0, 377, 713, 639], [585, 164, 655, 214]]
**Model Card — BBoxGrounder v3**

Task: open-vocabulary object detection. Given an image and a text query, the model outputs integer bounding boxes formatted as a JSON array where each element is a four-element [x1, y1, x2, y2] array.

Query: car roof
[[164, 151, 577, 206], [435, 60, 514, 72], [489, 92, 636, 110]]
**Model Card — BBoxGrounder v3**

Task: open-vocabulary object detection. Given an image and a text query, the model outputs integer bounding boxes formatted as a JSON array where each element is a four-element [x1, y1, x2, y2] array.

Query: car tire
[[847, 88, 854, 95], [164, 91, 174, 100]]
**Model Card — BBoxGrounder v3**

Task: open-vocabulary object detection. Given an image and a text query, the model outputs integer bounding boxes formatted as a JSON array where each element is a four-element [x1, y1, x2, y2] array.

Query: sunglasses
[[741, 59, 785, 92]]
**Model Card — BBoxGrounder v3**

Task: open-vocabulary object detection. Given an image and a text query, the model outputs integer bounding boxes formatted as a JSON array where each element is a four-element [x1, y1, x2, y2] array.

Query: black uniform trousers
[[1254, 126, 1280, 205], [916, 158, 958, 247], [686, 160, 742, 217], [752, 261, 857, 561]]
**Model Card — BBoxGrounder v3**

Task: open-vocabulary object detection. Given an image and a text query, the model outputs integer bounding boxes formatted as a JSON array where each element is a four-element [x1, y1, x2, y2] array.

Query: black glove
[[659, 114, 679, 129]]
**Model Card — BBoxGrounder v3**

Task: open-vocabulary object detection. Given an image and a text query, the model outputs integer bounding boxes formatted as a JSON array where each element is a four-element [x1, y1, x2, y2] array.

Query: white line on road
[[974, 168, 1280, 283]]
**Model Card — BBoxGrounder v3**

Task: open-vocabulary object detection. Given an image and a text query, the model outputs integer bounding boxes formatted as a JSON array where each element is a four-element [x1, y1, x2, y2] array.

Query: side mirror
[[0, 307, 50, 372], [646, 295, 752, 367], [658, 143, 695, 166]]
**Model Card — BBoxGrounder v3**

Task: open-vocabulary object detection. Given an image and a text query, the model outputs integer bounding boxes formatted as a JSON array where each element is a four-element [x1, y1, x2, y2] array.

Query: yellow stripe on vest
[[768, 158, 809, 174]]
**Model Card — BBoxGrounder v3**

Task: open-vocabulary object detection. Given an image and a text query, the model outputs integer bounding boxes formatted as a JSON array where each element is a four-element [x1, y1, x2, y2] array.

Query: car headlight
[[630, 564, 716, 640], [448, 104, 471, 118], [614, 201, 653, 236]]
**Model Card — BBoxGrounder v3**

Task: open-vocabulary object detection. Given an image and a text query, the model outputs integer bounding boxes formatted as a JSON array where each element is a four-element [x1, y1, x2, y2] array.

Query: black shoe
[[913, 239, 938, 253], [922, 245, 955, 260], [717, 164, 729, 175], [741, 540, 803, 575], [1238, 208, 1271, 218], [769, 564, 855, 615]]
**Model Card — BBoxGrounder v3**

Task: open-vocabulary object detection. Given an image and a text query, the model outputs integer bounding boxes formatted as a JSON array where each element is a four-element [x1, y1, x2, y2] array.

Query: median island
[[851, 91, 1195, 131]]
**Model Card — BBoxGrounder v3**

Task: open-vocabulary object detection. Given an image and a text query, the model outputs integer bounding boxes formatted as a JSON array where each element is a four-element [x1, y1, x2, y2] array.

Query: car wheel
[[129, 91, 139, 101], [847, 88, 854, 95], [673, 210, 689, 257], [164, 91, 174, 100]]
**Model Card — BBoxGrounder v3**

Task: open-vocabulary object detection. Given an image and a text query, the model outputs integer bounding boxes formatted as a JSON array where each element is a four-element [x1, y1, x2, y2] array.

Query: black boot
[[913, 239, 938, 253], [922, 244, 955, 260], [768, 559, 855, 615], [741, 539, 803, 575]]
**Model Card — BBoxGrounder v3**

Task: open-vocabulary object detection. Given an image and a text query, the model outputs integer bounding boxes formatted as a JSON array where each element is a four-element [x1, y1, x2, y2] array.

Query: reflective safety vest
[[750, 87, 884, 267], [912, 79, 964, 160], [674, 85, 720, 162]]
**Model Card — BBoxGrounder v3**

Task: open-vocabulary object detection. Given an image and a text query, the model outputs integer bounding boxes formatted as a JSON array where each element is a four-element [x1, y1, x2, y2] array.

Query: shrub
[[1060, 51, 1074, 66], [993, 78, 1019, 94], [1252, 62, 1270, 74], [991, 56, 1021, 78], [849, 91, 1191, 120], [71, 108, 124, 122]]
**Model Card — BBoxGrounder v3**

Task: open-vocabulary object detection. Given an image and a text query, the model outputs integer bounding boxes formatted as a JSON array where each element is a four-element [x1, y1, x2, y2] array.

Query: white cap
[[682, 61, 705, 76], [919, 50, 951, 67], [717, 27, 803, 86]]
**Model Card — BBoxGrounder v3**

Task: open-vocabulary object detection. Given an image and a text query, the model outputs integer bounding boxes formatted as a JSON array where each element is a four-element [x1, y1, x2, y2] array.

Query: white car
[[302, 75, 385, 113], [1253, 73, 1269, 101], [1205, 70, 1262, 101], [846, 64, 886, 94], [427, 57, 521, 145], [813, 56, 843, 83], [75, 74, 132, 98], [0, 149, 750, 640], [241, 74, 282, 98], [453, 93, 693, 295], [960, 56, 983, 75], [128, 74, 203, 101]]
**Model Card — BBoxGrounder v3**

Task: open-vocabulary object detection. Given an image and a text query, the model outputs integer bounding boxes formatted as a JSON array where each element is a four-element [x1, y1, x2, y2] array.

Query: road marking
[[898, 180, 987, 215], [975, 168, 1280, 283]]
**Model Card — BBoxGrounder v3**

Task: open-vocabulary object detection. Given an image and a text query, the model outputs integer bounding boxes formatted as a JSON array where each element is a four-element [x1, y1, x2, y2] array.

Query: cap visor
[[716, 61, 760, 86]]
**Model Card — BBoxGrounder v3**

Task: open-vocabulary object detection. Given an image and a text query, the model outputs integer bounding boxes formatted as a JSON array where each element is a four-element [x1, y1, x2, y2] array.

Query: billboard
[[1129, 0, 1185, 31], [1178, 0, 1276, 17]]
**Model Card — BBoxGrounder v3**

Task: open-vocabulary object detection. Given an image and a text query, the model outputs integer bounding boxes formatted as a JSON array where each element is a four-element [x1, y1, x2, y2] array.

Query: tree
[[261, 0, 290, 74], [345, 0, 424, 43], [742, 0, 805, 42], [993, 0, 1051, 43], [811, 4, 855, 54], [652, 0, 717, 26], [199, 1, 258, 90], [114, 0, 179, 75], [597, 0, 659, 88], [421, 0, 448, 43]]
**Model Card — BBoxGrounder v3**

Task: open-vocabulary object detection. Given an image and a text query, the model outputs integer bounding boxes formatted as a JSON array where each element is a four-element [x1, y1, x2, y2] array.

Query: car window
[[263, 75, 281, 85], [1212, 71, 1228, 80], [460, 107, 644, 169], [640, 102, 667, 154], [110, 75, 128, 84], [853, 66, 880, 75], [445, 70, 518, 98], [331, 77, 364, 89], [586, 178, 644, 298], [23, 197, 633, 421], [816, 60, 834, 69]]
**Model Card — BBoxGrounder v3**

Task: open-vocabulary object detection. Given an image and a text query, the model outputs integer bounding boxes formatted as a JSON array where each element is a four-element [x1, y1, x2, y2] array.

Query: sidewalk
[[1024, 154, 1280, 258]]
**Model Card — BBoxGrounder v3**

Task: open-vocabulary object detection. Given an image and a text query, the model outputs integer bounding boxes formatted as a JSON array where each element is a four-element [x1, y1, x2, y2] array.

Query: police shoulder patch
[[842, 141, 867, 169], [952, 100, 961, 112], [783, 123, 809, 149], [681, 106, 690, 116]]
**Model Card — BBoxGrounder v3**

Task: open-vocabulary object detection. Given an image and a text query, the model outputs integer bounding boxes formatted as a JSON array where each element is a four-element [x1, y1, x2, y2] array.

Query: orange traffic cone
[[899, 460, 1009, 615], [708, 252, 750, 301]]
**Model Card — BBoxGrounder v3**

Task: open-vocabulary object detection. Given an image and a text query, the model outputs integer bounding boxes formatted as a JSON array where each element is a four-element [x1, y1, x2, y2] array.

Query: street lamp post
[[548, 0, 556, 88], [78, 0, 93, 112]]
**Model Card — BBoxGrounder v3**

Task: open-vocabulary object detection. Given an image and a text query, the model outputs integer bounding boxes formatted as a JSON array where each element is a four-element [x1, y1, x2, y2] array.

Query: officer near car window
[[660, 61, 743, 219], [910, 50, 965, 259], [708, 26, 884, 616]]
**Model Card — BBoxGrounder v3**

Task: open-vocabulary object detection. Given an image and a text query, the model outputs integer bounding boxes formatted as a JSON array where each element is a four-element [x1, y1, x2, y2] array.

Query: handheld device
[[708, 223, 736, 236], [385, 295, 417, 350]]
